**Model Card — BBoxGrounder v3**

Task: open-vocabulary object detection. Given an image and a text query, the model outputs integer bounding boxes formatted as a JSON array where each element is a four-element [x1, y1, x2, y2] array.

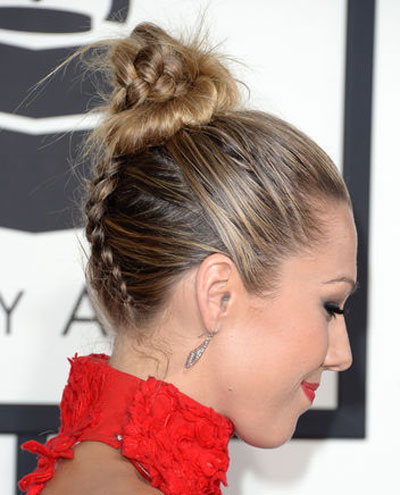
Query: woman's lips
[[301, 381, 320, 403]]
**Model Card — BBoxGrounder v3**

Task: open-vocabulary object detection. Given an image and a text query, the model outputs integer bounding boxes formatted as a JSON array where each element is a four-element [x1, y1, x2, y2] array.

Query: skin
[[44, 200, 357, 493], [41, 441, 162, 494]]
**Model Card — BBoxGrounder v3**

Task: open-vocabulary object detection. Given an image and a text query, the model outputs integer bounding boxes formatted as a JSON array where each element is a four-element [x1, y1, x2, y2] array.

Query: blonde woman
[[19, 21, 358, 495]]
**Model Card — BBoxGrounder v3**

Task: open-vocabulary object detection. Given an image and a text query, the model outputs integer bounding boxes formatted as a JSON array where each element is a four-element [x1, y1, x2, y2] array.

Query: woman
[[19, 21, 358, 495]]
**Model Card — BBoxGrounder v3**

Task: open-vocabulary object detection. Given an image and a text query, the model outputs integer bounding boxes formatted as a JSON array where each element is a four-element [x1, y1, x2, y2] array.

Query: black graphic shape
[[0, 290, 24, 335], [0, 8, 91, 33], [106, 0, 130, 22], [1, 405, 59, 434], [0, 129, 90, 232], [62, 286, 107, 336], [0, 44, 108, 117]]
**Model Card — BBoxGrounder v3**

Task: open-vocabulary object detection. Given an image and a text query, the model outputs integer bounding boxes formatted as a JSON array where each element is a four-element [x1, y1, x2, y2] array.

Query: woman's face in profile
[[207, 202, 358, 448]]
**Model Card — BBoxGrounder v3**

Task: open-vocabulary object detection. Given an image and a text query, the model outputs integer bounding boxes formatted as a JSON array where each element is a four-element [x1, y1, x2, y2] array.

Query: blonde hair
[[64, 22, 351, 339]]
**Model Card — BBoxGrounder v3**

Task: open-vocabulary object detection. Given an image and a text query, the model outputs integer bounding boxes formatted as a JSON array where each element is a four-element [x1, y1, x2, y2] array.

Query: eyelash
[[324, 303, 347, 319]]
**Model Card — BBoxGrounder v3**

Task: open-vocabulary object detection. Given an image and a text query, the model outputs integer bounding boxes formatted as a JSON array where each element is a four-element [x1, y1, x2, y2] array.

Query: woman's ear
[[195, 253, 237, 333]]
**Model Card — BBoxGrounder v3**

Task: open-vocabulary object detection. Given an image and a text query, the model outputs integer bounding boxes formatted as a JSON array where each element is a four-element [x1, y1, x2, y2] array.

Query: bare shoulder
[[40, 441, 162, 495]]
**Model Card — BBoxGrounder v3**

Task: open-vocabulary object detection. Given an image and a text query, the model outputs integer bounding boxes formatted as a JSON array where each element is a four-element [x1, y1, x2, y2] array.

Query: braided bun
[[97, 22, 240, 155]]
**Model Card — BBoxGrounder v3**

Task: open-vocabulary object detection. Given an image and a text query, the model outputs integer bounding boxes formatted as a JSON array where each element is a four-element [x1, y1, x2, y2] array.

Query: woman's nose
[[322, 319, 353, 372]]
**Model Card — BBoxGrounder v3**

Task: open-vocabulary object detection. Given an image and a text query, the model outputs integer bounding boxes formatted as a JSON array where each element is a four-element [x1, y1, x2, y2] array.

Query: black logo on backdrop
[[0, 1, 129, 232]]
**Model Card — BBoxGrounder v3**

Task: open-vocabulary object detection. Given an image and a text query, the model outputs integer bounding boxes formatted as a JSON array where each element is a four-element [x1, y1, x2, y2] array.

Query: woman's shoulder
[[40, 441, 163, 495]]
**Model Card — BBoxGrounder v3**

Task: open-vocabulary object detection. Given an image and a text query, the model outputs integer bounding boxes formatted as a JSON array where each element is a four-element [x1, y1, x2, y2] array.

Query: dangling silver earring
[[185, 294, 229, 369], [184, 330, 217, 368]]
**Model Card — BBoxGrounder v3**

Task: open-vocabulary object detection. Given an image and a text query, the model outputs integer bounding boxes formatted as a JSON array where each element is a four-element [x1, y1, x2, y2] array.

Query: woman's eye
[[324, 303, 346, 319]]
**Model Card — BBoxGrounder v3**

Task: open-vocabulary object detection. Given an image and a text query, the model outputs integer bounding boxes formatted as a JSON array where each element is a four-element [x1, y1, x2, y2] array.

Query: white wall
[[0, 0, 398, 493]]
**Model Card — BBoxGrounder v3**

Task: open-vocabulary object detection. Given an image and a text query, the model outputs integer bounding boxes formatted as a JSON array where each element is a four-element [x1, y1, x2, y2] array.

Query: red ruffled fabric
[[18, 353, 235, 495]]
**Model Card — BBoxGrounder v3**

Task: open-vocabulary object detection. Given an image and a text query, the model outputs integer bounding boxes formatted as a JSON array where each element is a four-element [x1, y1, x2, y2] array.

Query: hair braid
[[84, 158, 134, 326]]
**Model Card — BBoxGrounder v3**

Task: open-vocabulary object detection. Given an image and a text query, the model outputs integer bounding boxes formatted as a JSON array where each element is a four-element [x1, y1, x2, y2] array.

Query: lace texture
[[18, 353, 235, 495]]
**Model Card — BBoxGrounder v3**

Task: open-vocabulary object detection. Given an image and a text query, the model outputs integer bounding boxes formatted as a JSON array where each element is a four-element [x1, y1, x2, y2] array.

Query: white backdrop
[[0, 0, 398, 493]]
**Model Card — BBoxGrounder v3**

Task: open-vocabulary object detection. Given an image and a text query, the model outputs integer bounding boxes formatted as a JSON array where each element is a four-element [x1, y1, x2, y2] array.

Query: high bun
[[64, 19, 351, 339], [96, 22, 240, 157]]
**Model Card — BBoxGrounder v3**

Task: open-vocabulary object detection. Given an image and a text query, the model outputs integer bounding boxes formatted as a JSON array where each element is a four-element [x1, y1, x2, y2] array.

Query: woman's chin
[[234, 422, 297, 449]]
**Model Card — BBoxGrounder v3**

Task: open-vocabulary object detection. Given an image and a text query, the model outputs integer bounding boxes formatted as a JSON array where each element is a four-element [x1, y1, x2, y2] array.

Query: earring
[[185, 294, 229, 369], [184, 330, 218, 368]]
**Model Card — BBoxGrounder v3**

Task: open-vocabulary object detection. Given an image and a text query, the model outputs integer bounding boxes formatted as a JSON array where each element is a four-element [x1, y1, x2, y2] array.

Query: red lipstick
[[301, 381, 319, 403]]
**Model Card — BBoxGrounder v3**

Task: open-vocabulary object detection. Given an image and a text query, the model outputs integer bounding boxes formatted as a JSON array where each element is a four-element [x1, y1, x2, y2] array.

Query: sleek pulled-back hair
[[66, 21, 351, 339]]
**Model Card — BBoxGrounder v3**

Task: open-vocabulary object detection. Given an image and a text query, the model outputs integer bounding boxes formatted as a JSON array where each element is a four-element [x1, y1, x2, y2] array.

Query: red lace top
[[18, 353, 235, 495]]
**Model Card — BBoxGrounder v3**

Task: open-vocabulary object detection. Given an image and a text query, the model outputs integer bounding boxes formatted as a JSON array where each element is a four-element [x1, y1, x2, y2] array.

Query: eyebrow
[[322, 277, 360, 295]]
